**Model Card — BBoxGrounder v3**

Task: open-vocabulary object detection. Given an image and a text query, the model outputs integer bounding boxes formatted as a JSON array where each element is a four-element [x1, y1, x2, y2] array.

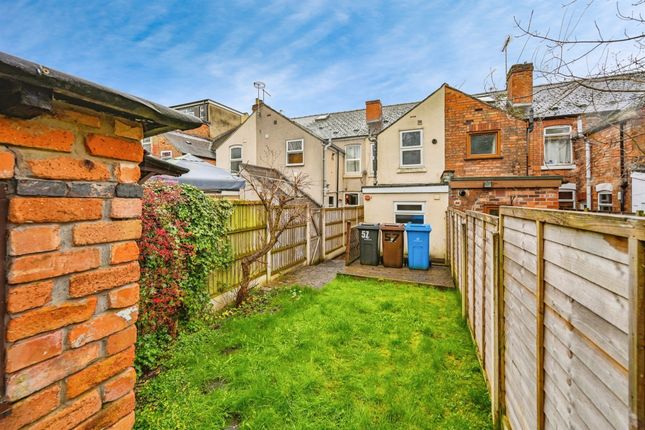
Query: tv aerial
[[253, 81, 271, 101]]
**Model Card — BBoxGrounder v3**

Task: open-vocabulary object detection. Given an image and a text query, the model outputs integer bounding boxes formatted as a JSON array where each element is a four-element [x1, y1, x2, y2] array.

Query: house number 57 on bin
[[361, 231, 370, 240]]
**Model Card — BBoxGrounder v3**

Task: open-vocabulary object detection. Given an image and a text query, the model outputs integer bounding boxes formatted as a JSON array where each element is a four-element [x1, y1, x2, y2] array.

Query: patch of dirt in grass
[[201, 377, 228, 394], [224, 413, 242, 430], [220, 344, 241, 355]]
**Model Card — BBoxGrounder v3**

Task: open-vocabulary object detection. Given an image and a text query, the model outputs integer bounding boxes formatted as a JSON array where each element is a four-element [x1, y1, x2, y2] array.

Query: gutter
[[0, 51, 202, 136]]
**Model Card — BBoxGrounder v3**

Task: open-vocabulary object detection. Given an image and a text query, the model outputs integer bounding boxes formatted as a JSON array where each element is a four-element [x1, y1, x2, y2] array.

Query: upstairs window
[[230, 146, 242, 173], [286, 139, 304, 166], [369, 143, 376, 175], [179, 104, 208, 121], [544, 126, 572, 166], [345, 144, 361, 174], [468, 131, 499, 158], [400, 130, 423, 167], [394, 202, 424, 224]]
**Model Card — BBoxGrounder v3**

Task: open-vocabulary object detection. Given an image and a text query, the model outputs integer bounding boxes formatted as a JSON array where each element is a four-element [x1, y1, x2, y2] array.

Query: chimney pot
[[365, 99, 383, 124], [506, 63, 533, 106]]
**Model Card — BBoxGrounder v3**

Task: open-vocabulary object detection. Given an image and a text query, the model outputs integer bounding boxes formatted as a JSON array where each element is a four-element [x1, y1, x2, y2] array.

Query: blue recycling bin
[[405, 224, 432, 270]]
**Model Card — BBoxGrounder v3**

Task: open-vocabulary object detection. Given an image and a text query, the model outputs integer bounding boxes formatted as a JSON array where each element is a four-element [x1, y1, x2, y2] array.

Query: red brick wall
[[0, 103, 141, 429], [450, 187, 559, 212], [445, 86, 529, 178], [150, 135, 179, 159], [585, 110, 645, 211]]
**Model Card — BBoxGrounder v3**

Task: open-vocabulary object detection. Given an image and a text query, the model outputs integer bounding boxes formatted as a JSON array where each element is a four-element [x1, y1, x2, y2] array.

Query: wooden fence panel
[[209, 203, 365, 295], [447, 207, 644, 430]]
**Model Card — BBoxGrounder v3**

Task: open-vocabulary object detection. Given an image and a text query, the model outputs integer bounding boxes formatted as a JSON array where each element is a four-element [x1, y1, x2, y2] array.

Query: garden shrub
[[136, 181, 233, 374]]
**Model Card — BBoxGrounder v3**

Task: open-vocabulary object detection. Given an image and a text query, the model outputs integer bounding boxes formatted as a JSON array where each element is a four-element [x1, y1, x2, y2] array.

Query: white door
[[632, 172, 645, 213]]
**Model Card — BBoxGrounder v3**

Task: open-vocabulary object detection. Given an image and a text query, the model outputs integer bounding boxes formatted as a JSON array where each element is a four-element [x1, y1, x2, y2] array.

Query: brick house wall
[[0, 102, 142, 429], [149, 134, 180, 160], [444, 86, 560, 211], [449, 187, 559, 212], [445, 86, 528, 177]]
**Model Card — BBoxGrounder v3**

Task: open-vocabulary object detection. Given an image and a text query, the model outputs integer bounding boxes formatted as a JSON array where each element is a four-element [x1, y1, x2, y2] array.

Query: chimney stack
[[365, 99, 383, 124], [252, 97, 263, 112], [506, 63, 533, 106]]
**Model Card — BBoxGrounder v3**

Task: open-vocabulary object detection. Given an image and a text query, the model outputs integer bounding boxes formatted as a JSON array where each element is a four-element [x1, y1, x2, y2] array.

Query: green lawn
[[136, 276, 492, 429]]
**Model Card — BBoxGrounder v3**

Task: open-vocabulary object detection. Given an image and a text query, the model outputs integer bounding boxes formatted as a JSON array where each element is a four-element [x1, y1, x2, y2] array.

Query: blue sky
[[0, 0, 636, 116]]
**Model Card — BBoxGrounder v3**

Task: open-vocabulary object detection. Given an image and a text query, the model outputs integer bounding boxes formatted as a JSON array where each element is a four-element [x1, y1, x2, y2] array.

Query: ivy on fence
[[136, 181, 233, 374]]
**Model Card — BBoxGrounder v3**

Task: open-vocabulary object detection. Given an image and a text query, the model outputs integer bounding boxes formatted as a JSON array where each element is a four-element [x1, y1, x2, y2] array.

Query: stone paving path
[[270, 258, 345, 289]]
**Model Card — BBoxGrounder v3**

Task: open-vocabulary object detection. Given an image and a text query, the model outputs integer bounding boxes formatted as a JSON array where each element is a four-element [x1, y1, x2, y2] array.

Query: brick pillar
[[0, 103, 143, 429]]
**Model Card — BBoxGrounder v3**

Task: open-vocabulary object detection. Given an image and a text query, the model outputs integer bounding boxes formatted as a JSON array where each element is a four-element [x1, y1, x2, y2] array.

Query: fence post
[[321, 208, 327, 260], [535, 220, 546, 430], [628, 237, 644, 430], [491, 231, 501, 426], [461, 220, 467, 319], [497, 212, 506, 424], [305, 205, 311, 265], [266, 219, 272, 283], [342, 207, 346, 248]]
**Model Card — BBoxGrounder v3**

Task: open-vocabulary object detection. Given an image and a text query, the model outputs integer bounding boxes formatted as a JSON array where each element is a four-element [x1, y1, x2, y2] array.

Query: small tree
[[235, 164, 310, 305]]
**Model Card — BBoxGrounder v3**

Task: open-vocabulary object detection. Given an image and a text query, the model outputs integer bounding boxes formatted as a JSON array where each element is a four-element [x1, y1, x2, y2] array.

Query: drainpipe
[[368, 134, 378, 185], [336, 147, 340, 208], [322, 138, 332, 206], [620, 121, 626, 212], [579, 117, 592, 209]]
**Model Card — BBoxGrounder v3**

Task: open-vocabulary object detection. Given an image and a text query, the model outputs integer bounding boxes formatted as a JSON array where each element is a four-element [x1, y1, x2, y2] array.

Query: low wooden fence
[[447, 207, 644, 430], [208, 202, 363, 295]]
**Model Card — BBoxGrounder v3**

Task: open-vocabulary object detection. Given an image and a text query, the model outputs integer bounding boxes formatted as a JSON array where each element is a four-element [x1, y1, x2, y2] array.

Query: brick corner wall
[[0, 102, 142, 429]]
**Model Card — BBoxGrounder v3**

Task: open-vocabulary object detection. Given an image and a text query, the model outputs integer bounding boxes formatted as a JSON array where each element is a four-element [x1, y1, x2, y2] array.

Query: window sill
[[541, 164, 575, 170], [397, 167, 426, 173], [286, 164, 305, 167], [465, 156, 503, 161], [344, 173, 361, 178]]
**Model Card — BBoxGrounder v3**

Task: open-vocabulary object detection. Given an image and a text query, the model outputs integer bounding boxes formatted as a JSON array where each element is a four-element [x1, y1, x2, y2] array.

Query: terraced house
[[211, 63, 643, 263]]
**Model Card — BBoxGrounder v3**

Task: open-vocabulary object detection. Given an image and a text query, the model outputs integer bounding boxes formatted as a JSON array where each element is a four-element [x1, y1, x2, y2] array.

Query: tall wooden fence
[[207, 202, 363, 295], [447, 207, 644, 430]]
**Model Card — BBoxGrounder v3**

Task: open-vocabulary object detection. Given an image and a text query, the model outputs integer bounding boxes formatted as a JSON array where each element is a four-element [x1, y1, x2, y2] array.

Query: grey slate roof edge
[[0, 51, 202, 137], [261, 103, 346, 154]]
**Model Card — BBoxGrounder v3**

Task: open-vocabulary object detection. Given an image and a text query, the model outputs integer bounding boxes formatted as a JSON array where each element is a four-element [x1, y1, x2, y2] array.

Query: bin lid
[[380, 223, 404, 231], [404, 223, 432, 232], [358, 223, 380, 231]]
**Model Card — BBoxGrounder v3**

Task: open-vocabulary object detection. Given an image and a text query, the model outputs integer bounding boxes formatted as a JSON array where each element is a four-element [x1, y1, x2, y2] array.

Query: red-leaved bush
[[136, 181, 232, 374]]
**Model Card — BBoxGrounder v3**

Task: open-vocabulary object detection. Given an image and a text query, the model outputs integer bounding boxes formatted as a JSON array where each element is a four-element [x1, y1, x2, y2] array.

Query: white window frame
[[400, 129, 423, 167], [598, 191, 613, 212], [558, 184, 576, 210], [345, 144, 362, 175], [369, 143, 376, 176], [394, 201, 425, 224], [141, 137, 152, 153], [160, 150, 172, 160], [543, 125, 573, 167], [230, 145, 243, 173], [327, 195, 336, 208], [285, 139, 304, 166], [344, 192, 360, 206]]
